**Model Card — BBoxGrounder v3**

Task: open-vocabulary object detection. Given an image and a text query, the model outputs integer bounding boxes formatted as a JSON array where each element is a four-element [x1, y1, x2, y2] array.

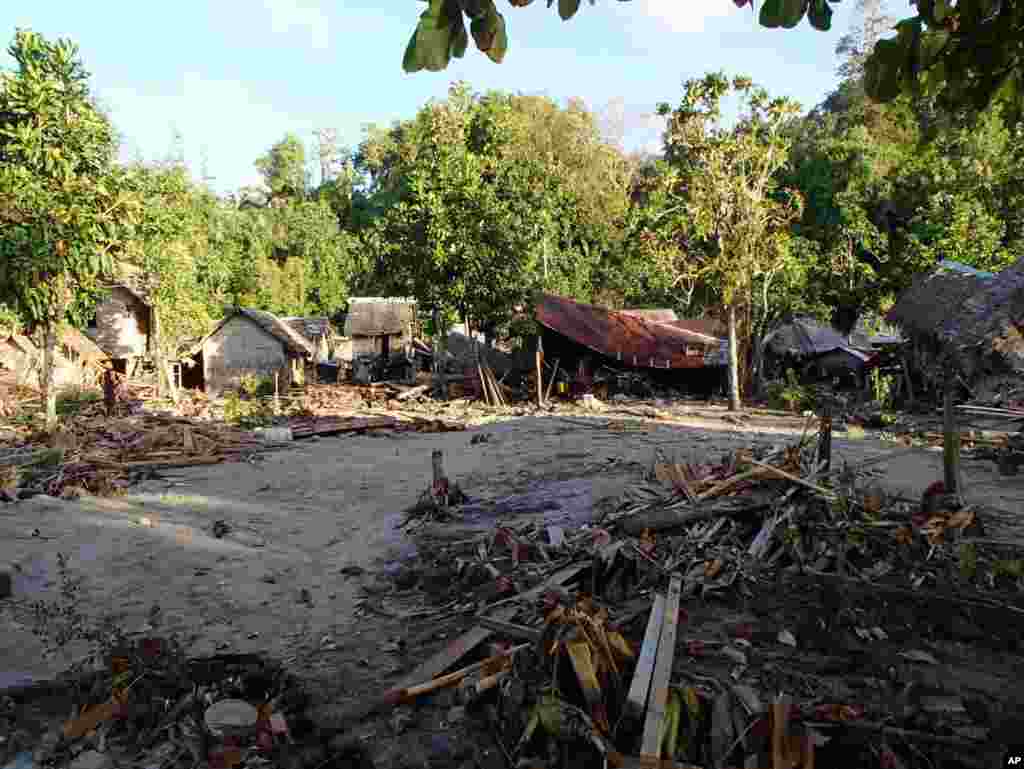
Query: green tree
[[657, 73, 803, 411], [0, 29, 138, 428], [255, 133, 309, 204]]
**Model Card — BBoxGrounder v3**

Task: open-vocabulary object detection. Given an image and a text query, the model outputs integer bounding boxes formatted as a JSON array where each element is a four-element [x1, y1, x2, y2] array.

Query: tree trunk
[[726, 304, 741, 412], [432, 308, 448, 400], [750, 332, 767, 399], [41, 321, 58, 431]]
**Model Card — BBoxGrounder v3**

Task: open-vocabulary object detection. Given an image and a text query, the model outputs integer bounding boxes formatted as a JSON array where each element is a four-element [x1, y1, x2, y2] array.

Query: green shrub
[[766, 369, 814, 413], [56, 386, 101, 416]]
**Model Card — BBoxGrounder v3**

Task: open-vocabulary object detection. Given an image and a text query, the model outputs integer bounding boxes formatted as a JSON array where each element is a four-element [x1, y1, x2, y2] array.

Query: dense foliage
[[5, 12, 1024, 412]]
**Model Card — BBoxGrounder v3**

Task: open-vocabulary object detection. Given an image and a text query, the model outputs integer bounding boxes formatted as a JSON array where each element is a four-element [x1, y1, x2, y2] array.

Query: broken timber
[[624, 593, 666, 719], [640, 574, 683, 766]]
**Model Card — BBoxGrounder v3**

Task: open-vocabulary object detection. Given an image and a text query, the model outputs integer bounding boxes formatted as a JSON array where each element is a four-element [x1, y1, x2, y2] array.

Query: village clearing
[[3, 398, 1024, 769]]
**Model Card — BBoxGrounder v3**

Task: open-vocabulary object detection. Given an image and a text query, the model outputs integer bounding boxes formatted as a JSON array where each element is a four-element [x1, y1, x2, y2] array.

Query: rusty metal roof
[[536, 294, 725, 369], [621, 308, 679, 323]]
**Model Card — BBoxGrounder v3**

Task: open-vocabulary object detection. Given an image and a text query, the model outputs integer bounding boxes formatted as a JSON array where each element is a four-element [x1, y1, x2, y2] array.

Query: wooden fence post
[[943, 361, 961, 496]]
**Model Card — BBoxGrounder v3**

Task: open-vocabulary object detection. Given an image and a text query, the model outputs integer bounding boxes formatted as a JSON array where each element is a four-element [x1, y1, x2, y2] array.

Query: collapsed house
[[763, 318, 875, 387], [534, 294, 727, 397], [887, 257, 1024, 401], [0, 327, 109, 390], [179, 308, 317, 396], [885, 260, 999, 392], [281, 317, 334, 363]]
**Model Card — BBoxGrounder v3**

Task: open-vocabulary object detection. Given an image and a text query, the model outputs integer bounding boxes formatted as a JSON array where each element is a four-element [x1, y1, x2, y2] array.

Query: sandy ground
[[2, 405, 1022, 692]]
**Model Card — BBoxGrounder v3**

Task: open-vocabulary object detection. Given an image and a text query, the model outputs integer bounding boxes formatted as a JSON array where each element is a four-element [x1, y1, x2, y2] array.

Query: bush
[[56, 386, 101, 416], [765, 369, 815, 413]]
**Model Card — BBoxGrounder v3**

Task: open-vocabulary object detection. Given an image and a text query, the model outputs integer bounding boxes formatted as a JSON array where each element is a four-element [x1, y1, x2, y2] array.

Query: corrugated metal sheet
[[536, 294, 726, 369], [621, 308, 678, 323], [765, 319, 849, 357]]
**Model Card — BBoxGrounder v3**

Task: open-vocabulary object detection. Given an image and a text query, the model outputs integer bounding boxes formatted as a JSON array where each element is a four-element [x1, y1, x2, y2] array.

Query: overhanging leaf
[[807, 0, 832, 30], [402, 0, 464, 73], [759, 0, 786, 27], [559, 0, 581, 20], [780, 0, 809, 28]]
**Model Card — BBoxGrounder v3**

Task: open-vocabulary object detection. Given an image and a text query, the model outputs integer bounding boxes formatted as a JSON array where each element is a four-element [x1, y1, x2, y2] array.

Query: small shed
[[342, 298, 417, 360], [182, 308, 317, 396], [86, 283, 152, 372], [764, 318, 850, 358]]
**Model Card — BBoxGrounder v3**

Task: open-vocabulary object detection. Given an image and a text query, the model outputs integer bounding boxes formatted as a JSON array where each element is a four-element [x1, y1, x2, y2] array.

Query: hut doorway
[[180, 352, 205, 391], [381, 334, 390, 359]]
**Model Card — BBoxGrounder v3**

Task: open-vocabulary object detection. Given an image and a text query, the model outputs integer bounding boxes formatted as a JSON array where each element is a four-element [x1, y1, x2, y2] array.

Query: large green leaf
[[470, 5, 507, 62], [807, 0, 832, 31], [781, 0, 809, 28], [864, 38, 906, 102], [558, 0, 581, 20], [759, 0, 786, 28], [402, 0, 464, 73]]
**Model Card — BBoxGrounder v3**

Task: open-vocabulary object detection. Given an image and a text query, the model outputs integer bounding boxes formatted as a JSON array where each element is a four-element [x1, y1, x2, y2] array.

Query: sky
[[3, 1, 867, 196]]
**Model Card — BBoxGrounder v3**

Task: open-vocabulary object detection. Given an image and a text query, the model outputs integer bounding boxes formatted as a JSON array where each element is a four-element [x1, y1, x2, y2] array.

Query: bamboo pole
[[944, 362, 961, 495], [545, 358, 560, 403]]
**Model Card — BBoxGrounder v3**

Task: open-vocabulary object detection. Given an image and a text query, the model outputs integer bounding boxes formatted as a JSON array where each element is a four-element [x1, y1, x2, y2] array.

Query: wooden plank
[[396, 563, 586, 689], [624, 593, 666, 719], [640, 575, 683, 762]]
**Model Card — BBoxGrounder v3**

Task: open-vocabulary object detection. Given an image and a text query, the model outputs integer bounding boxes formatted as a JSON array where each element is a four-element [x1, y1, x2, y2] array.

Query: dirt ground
[[2, 403, 1022, 707]]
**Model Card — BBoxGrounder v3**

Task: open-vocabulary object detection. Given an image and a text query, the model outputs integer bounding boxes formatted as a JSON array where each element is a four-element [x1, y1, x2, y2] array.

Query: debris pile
[[0, 639, 367, 769], [0, 415, 278, 500], [317, 428, 1024, 769]]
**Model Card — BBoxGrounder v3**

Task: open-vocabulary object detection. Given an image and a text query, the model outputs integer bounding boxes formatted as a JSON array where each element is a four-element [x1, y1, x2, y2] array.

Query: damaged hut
[[763, 318, 871, 388], [342, 298, 417, 360], [912, 256, 1024, 397], [0, 327, 108, 390], [179, 308, 316, 396], [886, 260, 997, 391], [535, 294, 727, 397], [282, 317, 334, 363]]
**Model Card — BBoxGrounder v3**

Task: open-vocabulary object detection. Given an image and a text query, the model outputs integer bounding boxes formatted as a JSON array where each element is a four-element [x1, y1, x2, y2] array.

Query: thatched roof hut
[[940, 256, 1024, 376], [885, 260, 994, 342]]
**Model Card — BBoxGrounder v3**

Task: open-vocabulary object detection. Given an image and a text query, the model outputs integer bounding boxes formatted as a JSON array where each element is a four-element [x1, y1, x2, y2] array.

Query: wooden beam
[[640, 575, 683, 763], [943, 361, 961, 495], [624, 593, 666, 719]]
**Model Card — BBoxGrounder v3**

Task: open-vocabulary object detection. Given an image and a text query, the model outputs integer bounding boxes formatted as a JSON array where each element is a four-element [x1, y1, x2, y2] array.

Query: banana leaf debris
[[4, 425, 1024, 769], [324, 426, 1024, 769]]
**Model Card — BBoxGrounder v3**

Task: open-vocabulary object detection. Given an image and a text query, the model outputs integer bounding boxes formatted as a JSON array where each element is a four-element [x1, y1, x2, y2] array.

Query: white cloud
[[636, 0, 735, 33], [265, 0, 330, 51]]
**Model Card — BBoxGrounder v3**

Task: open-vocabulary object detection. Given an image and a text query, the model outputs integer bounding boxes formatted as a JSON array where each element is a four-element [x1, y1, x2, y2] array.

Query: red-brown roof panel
[[536, 294, 724, 369]]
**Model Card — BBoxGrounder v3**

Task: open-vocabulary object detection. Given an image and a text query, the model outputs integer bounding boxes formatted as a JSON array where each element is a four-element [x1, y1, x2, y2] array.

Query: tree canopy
[[400, 0, 1024, 123]]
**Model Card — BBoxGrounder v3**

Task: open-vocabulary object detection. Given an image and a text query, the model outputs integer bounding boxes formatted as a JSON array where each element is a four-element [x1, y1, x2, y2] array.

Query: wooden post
[[817, 401, 832, 474], [902, 356, 915, 407], [943, 362, 961, 496], [535, 335, 544, 407], [432, 449, 448, 506], [274, 371, 280, 415]]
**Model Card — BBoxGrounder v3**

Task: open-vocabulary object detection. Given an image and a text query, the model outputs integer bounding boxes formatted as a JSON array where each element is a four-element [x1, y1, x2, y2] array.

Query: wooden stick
[[747, 460, 838, 500], [545, 358, 560, 402], [535, 342, 544, 407], [695, 468, 765, 501], [640, 575, 682, 762], [625, 593, 666, 719], [477, 363, 493, 406], [944, 362, 961, 495]]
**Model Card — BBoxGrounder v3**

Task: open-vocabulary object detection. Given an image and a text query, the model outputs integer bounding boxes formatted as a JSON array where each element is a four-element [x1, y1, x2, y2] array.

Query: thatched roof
[[61, 327, 108, 363], [940, 256, 1024, 374], [765, 318, 848, 357], [885, 260, 994, 340], [344, 298, 416, 336]]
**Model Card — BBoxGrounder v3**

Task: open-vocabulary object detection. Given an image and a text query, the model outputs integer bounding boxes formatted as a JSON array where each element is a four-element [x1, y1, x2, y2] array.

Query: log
[[396, 383, 430, 401], [619, 498, 772, 536]]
